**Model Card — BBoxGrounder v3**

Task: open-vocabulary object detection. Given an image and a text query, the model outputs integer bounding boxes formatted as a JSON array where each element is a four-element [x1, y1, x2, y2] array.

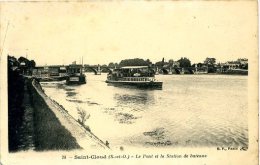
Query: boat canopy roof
[[120, 66, 148, 69]]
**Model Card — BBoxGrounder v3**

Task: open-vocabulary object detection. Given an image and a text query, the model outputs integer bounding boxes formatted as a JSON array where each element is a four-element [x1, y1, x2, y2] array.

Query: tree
[[145, 59, 152, 66], [18, 56, 36, 75], [204, 57, 217, 73], [77, 108, 90, 131], [108, 62, 115, 68], [204, 57, 216, 66], [155, 58, 167, 68], [8, 56, 19, 68], [28, 60, 36, 68], [177, 57, 191, 68], [119, 58, 151, 67], [114, 63, 119, 68], [155, 61, 164, 67], [101, 64, 108, 68], [168, 59, 174, 67], [18, 56, 29, 66]]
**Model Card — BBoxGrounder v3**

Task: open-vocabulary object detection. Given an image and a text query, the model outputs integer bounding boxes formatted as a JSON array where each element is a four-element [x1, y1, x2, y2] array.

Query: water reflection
[[110, 92, 156, 124], [115, 92, 154, 105], [115, 112, 140, 124], [107, 83, 162, 90], [40, 82, 65, 89]]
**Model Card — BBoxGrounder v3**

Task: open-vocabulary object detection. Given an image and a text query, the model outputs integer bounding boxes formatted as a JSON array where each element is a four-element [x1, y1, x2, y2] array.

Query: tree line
[[98, 57, 216, 68], [8, 55, 36, 75]]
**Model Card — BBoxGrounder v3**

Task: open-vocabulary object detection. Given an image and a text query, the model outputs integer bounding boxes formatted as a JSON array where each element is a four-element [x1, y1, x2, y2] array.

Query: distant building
[[222, 58, 248, 70], [193, 63, 208, 74], [237, 58, 248, 65], [216, 58, 248, 73], [32, 66, 48, 78]]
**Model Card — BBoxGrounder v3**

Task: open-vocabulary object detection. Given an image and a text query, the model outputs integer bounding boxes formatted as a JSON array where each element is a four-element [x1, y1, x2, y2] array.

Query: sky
[[0, 1, 257, 66]]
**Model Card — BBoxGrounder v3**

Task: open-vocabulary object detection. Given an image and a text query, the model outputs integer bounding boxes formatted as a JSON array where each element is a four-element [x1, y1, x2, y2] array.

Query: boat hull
[[66, 75, 86, 85], [37, 76, 68, 82], [105, 80, 162, 89]]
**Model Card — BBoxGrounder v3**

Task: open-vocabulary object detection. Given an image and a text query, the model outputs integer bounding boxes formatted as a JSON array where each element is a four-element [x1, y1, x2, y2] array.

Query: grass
[[27, 80, 81, 151]]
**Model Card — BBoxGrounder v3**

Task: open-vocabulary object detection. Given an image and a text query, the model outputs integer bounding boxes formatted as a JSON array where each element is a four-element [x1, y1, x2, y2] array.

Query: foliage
[[241, 63, 248, 70], [17, 56, 36, 68], [177, 57, 191, 67], [108, 62, 119, 68], [155, 61, 164, 67], [29, 60, 36, 68], [18, 56, 29, 64], [204, 57, 216, 66], [168, 59, 174, 66], [119, 58, 152, 67], [8, 56, 20, 67], [77, 108, 90, 127], [154, 58, 166, 67]]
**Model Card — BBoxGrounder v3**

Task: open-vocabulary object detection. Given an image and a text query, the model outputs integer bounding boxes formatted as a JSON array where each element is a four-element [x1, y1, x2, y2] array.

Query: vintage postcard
[[0, 1, 258, 165]]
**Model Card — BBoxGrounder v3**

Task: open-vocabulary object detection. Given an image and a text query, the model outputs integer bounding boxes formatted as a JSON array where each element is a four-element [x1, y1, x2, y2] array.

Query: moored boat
[[32, 65, 68, 82], [105, 66, 162, 89], [66, 64, 86, 85]]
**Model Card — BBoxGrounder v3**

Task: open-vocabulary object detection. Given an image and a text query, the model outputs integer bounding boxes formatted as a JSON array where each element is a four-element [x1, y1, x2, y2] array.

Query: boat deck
[[105, 77, 162, 89]]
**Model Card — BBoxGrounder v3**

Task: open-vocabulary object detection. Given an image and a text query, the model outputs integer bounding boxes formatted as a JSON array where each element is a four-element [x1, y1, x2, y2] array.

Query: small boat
[[105, 66, 162, 89], [66, 64, 86, 85]]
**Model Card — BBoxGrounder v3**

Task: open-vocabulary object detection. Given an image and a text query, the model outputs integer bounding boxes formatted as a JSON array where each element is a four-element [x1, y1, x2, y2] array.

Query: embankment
[[28, 79, 81, 151], [8, 73, 108, 151], [31, 79, 108, 150]]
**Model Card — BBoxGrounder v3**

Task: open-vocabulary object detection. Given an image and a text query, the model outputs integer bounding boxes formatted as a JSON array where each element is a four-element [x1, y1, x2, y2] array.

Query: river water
[[41, 73, 248, 150]]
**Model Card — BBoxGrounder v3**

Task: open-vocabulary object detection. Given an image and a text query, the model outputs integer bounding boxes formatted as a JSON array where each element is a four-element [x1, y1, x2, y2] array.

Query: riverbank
[[28, 79, 82, 151], [8, 72, 108, 151], [32, 79, 109, 150]]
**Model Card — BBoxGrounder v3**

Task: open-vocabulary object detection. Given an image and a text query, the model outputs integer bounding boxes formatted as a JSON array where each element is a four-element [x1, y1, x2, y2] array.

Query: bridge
[[152, 66, 208, 75], [33, 64, 210, 78], [84, 65, 209, 75], [84, 65, 113, 75]]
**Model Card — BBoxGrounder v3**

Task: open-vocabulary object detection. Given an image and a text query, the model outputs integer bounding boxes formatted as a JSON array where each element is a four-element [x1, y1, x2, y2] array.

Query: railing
[[117, 77, 155, 82]]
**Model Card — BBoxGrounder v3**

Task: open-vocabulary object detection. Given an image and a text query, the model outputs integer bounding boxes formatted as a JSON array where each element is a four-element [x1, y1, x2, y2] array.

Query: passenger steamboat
[[105, 66, 162, 89]]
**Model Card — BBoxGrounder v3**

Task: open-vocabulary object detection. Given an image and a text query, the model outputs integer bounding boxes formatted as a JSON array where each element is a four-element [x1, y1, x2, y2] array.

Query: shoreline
[[31, 79, 109, 150]]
